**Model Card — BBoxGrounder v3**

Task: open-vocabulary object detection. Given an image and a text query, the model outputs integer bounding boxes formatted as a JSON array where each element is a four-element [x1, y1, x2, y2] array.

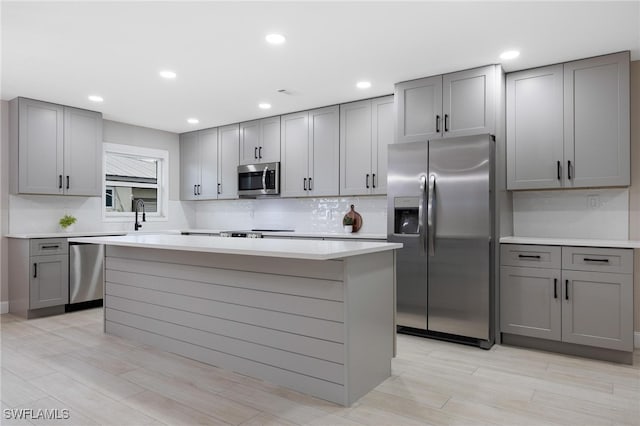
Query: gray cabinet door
[[260, 116, 281, 164], [395, 75, 442, 143], [561, 270, 633, 351], [371, 96, 394, 195], [281, 111, 309, 198], [506, 65, 564, 190], [179, 131, 200, 201], [198, 128, 219, 200], [309, 105, 339, 197], [63, 107, 103, 196], [17, 98, 64, 194], [443, 65, 495, 138], [340, 100, 372, 195], [500, 266, 562, 341], [239, 120, 260, 165], [217, 124, 239, 200], [564, 52, 630, 188], [30, 254, 69, 309]]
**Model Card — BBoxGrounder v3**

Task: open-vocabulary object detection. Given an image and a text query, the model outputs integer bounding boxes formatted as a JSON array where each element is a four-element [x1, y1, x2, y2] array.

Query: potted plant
[[59, 214, 77, 232], [342, 216, 354, 233]]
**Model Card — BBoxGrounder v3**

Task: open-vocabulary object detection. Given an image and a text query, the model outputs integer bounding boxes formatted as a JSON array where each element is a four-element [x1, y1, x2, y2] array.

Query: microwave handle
[[262, 166, 268, 190]]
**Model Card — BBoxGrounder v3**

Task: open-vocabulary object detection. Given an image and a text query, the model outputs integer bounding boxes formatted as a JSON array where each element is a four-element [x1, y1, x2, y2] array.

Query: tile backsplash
[[194, 196, 388, 234], [512, 188, 629, 240]]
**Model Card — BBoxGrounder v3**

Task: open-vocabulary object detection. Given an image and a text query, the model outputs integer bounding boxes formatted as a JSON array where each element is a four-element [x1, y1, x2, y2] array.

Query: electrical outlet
[[587, 194, 600, 209]]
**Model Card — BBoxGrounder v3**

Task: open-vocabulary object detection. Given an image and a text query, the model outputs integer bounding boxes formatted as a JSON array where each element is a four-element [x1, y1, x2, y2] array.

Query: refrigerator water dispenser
[[393, 197, 419, 234]]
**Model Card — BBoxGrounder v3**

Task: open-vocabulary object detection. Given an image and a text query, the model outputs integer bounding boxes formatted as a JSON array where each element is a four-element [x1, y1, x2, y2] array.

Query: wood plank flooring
[[1, 309, 638, 425]]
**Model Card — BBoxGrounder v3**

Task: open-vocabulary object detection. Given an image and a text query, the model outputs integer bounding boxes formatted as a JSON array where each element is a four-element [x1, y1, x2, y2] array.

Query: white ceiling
[[2, 1, 639, 134]]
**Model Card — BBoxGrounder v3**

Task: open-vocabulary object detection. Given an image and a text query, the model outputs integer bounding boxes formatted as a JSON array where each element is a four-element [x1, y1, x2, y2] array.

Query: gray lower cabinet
[[9, 97, 103, 196], [500, 266, 562, 341], [500, 244, 633, 353], [8, 238, 69, 318], [30, 254, 69, 309]]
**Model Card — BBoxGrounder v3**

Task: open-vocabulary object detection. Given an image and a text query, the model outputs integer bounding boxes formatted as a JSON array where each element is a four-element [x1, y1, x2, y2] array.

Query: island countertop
[[69, 234, 402, 260]]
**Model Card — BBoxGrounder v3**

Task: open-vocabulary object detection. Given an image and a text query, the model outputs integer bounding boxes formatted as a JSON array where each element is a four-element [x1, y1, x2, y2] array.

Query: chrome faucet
[[134, 199, 146, 231]]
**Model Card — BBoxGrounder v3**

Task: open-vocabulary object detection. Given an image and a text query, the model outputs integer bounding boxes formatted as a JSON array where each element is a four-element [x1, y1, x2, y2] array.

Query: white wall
[[194, 196, 387, 235], [1, 101, 9, 313], [6, 120, 195, 235], [512, 188, 629, 240]]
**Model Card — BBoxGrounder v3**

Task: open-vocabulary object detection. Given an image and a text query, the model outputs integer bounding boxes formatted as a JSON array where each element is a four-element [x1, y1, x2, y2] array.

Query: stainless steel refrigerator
[[388, 134, 494, 348]]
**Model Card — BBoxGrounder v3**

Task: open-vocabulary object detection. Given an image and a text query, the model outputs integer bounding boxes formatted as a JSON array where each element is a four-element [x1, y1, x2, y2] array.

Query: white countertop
[[500, 236, 640, 249], [182, 229, 387, 240], [6, 231, 129, 239], [68, 234, 402, 260], [7, 229, 386, 240]]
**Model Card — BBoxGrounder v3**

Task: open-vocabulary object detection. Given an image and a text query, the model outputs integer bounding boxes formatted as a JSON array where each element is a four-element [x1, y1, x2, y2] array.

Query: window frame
[[102, 143, 169, 222]]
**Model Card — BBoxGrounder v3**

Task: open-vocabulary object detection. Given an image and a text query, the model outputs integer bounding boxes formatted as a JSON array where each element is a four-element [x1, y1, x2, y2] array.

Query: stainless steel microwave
[[237, 162, 280, 197]]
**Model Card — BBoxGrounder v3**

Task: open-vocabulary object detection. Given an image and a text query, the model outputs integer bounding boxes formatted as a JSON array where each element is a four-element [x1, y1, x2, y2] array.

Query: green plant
[[59, 214, 77, 229], [343, 216, 354, 226]]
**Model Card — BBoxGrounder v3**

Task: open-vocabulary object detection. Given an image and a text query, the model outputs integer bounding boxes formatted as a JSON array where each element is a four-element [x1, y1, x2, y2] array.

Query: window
[[103, 144, 169, 221]]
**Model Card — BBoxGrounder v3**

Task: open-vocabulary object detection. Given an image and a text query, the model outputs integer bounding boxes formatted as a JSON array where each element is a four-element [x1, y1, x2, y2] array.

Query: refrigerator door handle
[[418, 175, 427, 253], [427, 174, 436, 257]]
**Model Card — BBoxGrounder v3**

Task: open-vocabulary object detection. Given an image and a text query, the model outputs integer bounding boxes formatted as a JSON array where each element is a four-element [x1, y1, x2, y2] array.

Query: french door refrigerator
[[388, 134, 494, 349]]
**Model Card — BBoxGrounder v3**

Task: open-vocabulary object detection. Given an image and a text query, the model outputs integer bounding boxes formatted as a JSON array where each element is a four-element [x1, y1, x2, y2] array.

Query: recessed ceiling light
[[265, 34, 286, 45], [258, 103, 272, 110], [88, 95, 103, 102], [356, 81, 372, 89], [500, 50, 520, 60], [187, 118, 199, 124], [159, 70, 177, 79]]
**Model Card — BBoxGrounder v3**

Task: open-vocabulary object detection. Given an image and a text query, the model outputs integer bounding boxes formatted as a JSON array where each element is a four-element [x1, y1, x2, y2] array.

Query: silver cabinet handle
[[427, 174, 437, 257], [262, 166, 268, 190], [418, 175, 427, 254]]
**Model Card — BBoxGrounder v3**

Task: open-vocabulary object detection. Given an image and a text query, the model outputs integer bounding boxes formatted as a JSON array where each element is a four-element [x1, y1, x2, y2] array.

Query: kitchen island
[[69, 234, 402, 406]]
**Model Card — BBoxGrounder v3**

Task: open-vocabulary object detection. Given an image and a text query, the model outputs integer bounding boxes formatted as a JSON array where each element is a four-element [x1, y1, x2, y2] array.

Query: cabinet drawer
[[30, 238, 68, 256], [562, 247, 633, 274], [500, 244, 561, 269]]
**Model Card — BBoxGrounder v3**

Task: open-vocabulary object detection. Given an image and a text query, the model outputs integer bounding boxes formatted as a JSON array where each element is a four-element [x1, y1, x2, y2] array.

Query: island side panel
[[343, 250, 395, 405], [103, 245, 350, 405]]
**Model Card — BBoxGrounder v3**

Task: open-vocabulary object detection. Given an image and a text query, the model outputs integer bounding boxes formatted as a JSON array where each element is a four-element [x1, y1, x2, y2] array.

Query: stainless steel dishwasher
[[68, 242, 105, 309]]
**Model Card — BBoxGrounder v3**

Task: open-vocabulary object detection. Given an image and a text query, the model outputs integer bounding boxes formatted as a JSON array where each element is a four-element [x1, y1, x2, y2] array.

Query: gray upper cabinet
[[443, 65, 496, 138], [239, 117, 281, 165], [281, 111, 309, 198], [179, 128, 219, 201], [10, 97, 102, 196], [564, 52, 630, 188], [506, 52, 630, 190], [281, 106, 339, 198], [217, 124, 240, 200], [395, 75, 442, 143], [180, 131, 199, 201], [340, 96, 393, 196], [506, 65, 564, 189], [63, 107, 103, 196], [395, 65, 496, 143]]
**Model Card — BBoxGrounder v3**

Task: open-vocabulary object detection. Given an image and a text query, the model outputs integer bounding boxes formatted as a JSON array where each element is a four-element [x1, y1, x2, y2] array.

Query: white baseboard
[[635, 332, 640, 349], [0, 301, 8, 315]]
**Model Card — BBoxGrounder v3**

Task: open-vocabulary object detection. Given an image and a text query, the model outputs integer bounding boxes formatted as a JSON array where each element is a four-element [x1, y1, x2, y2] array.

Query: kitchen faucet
[[134, 199, 146, 231]]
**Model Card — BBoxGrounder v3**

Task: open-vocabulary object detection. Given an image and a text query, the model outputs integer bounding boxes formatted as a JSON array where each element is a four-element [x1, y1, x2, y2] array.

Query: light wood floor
[[1, 308, 638, 426]]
